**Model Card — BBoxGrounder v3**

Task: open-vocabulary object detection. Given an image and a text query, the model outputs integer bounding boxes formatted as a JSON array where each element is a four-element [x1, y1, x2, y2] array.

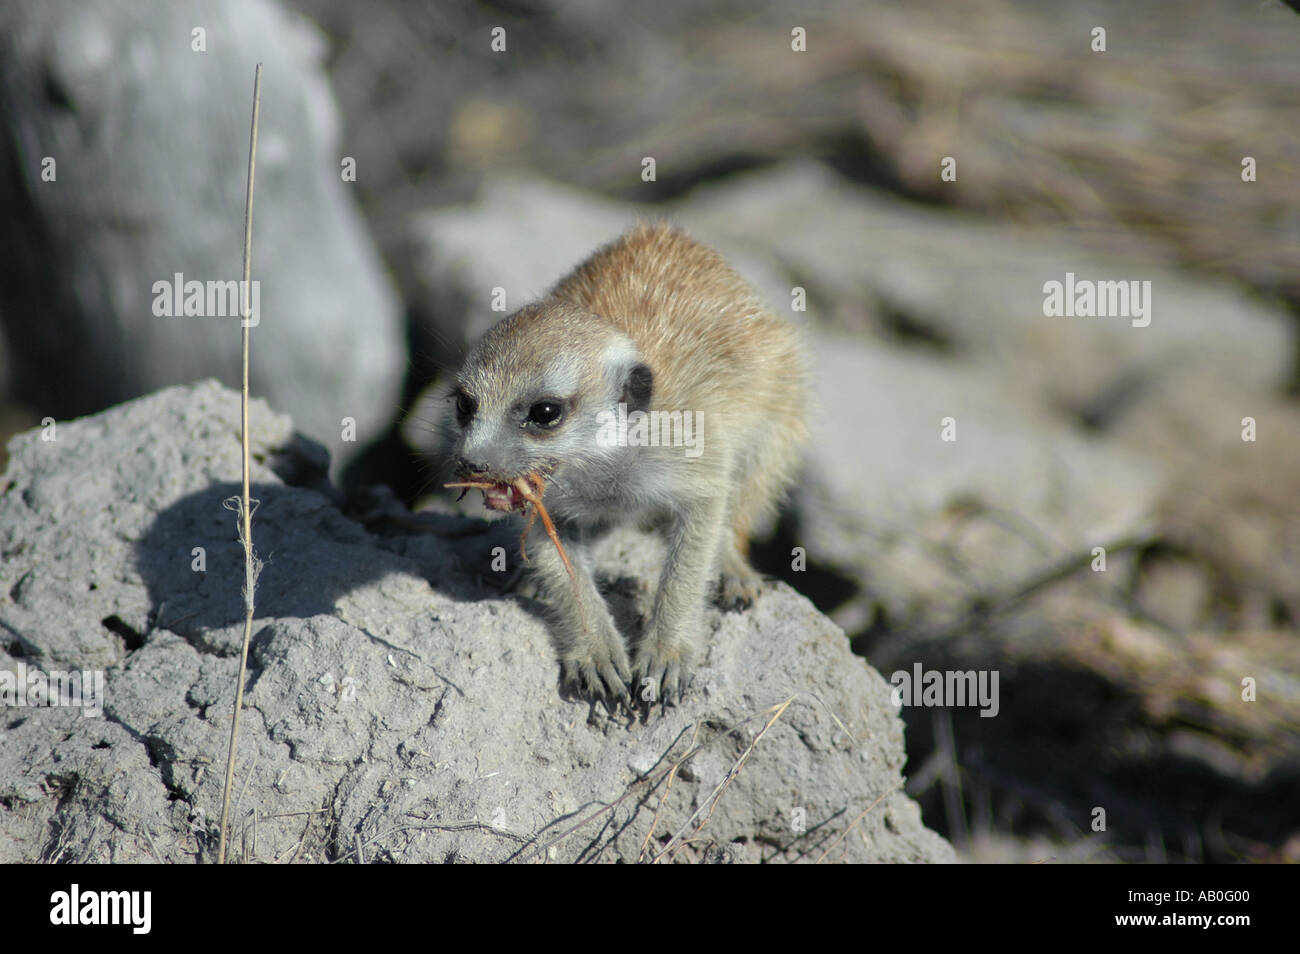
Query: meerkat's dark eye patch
[[526, 400, 564, 429], [454, 389, 477, 426]]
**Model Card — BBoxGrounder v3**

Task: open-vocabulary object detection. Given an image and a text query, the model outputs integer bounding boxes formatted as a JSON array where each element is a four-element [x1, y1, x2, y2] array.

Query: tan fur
[[449, 223, 808, 707]]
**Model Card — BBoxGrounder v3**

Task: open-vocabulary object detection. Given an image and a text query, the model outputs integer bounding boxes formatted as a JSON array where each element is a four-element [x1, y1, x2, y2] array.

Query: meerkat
[[446, 223, 808, 707]]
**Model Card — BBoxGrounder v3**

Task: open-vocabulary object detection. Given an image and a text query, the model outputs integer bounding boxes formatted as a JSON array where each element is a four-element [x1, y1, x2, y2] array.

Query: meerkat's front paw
[[632, 640, 692, 708], [560, 644, 632, 709]]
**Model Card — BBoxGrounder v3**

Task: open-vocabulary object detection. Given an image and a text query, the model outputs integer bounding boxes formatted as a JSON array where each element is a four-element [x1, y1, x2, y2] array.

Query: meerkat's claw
[[718, 560, 763, 611], [660, 662, 683, 707], [562, 655, 633, 710], [718, 574, 760, 611], [632, 652, 688, 712], [602, 663, 633, 710]]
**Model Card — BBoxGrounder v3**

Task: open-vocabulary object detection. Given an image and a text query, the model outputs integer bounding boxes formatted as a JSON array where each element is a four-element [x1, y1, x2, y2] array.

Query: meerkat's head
[[447, 298, 652, 511]]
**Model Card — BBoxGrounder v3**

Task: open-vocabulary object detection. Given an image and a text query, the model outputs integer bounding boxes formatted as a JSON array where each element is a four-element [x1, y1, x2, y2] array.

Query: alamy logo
[[1042, 271, 1151, 327], [151, 273, 260, 326], [890, 663, 1000, 718], [596, 402, 703, 458], [0, 663, 104, 717], [49, 884, 151, 934]]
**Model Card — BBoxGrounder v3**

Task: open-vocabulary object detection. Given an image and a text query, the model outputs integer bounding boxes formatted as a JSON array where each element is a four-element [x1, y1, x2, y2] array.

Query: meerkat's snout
[[445, 223, 808, 711]]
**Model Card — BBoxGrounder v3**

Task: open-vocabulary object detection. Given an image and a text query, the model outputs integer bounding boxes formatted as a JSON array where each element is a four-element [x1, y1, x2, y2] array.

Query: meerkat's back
[[551, 223, 807, 494]]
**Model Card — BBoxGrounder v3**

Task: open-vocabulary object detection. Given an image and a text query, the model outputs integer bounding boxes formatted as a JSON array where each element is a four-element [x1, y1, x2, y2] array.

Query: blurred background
[[1, 0, 1297, 862]]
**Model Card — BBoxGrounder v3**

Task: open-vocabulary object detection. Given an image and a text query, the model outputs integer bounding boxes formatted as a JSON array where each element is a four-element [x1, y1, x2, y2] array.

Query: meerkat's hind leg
[[716, 488, 764, 610], [718, 528, 763, 610], [716, 434, 796, 610]]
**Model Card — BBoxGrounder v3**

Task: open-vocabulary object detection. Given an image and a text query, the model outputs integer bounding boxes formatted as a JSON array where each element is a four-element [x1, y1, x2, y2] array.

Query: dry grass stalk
[[217, 62, 263, 866]]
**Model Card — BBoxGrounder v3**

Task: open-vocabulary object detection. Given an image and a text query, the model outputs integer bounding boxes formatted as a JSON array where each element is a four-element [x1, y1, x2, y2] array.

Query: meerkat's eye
[[526, 400, 563, 429], [454, 390, 477, 426]]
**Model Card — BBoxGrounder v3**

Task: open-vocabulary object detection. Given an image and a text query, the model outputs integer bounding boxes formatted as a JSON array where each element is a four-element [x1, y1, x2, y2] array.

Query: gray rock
[[0, 381, 952, 863], [798, 330, 1165, 638], [0, 0, 405, 472], [685, 161, 1294, 441]]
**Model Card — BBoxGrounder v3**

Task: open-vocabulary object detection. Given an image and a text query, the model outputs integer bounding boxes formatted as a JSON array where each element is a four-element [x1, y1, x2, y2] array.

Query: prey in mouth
[[444, 470, 576, 580]]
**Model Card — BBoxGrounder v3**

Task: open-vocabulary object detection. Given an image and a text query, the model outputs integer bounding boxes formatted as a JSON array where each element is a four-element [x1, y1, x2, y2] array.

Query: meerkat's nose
[[454, 456, 489, 477]]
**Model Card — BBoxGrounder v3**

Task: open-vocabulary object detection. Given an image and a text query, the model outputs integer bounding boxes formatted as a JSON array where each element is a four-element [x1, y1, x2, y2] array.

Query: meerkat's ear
[[621, 362, 653, 414]]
